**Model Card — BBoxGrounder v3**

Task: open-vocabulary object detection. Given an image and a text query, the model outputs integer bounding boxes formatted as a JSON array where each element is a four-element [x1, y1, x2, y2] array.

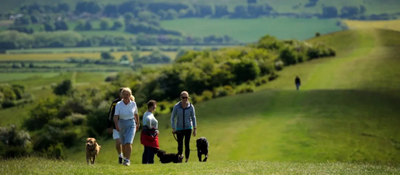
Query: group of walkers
[[107, 87, 197, 166]]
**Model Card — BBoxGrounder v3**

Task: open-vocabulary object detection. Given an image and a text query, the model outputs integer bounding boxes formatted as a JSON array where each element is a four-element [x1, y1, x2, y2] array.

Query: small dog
[[156, 150, 183, 163], [196, 137, 209, 162], [86, 137, 101, 165]]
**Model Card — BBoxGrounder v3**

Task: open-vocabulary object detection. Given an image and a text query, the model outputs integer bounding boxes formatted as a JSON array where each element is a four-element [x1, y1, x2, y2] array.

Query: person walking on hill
[[295, 76, 301, 90], [141, 100, 159, 164], [114, 87, 140, 166], [171, 91, 197, 163], [107, 88, 123, 164]]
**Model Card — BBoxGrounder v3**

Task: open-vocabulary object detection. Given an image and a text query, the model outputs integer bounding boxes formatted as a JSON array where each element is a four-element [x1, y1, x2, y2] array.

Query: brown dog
[[86, 137, 101, 165]]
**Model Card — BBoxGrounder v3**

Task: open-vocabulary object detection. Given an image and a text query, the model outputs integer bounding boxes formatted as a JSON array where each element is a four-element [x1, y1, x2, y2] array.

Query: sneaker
[[119, 157, 123, 164], [123, 160, 130, 166], [185, 158, 188, 163]]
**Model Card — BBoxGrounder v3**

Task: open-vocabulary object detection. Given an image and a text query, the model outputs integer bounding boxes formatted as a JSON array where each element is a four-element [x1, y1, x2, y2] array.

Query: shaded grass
[[0, 157, 399, 175]]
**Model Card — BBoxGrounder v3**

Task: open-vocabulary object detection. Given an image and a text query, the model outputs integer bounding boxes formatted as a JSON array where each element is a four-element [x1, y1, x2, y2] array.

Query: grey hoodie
[[171, 101, 197, 130]]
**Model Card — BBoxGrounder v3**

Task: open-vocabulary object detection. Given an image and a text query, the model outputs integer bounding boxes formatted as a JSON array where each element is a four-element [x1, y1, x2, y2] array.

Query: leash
[[172, 132, 197, 151]]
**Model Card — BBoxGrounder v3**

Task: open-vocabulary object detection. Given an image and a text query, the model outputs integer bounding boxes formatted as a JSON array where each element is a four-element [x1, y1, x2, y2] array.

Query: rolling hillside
[[59, 28, 400, 166]]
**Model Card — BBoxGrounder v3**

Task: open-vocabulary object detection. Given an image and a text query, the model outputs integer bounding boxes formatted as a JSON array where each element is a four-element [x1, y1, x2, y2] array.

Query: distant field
[[160, 18, 343, 42], [2, 0, 399, 15], [0, 51, 178, 61], [343, 19, 400, 32], [4, 45, 233, 54], [0, 72, 60, 82]]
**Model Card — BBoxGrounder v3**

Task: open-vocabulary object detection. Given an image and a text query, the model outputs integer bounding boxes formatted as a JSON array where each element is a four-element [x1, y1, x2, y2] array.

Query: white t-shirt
[[142, 111, 158, 129], [114, 100, 138, 120]]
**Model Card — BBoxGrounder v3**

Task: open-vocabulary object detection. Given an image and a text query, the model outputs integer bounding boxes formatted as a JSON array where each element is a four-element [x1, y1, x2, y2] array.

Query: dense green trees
[[0, 84, 33, 109]]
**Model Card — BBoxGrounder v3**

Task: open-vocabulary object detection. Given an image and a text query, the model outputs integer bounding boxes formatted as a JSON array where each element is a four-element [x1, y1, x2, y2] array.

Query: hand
[[116, 126, 121, 132], [193, 129, 197, 137], [107, 128, 113, 134], [172, 128, 176, 134], [136, 125, 140, 132]]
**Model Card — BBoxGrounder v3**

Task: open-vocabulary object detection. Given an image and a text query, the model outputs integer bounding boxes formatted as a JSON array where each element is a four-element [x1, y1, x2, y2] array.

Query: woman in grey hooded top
[[171, 91, 197, 163]]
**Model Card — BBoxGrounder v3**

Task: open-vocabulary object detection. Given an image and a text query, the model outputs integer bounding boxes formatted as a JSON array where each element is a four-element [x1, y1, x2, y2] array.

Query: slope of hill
[[61, 28, 400, 165], [344, 19, 400, 32]]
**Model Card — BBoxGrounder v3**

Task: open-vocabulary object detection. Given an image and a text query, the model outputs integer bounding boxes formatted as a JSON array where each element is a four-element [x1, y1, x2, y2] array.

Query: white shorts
[[113, 129, 121, 140]]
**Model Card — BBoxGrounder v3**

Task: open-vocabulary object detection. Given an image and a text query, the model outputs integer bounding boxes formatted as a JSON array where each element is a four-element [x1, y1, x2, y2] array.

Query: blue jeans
[[142, 146, 157, 164], [296, 83, 300, 90]]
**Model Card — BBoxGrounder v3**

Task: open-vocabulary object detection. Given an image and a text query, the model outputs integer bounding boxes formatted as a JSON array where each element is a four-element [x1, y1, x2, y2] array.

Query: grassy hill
[[60, 28, 400, 165], [344, 19, 400, 32], [1, 28, 400, 173]]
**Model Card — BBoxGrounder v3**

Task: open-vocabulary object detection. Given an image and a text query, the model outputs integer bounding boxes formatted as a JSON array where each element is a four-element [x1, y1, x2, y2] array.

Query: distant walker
[[295, 76, 301, 90]]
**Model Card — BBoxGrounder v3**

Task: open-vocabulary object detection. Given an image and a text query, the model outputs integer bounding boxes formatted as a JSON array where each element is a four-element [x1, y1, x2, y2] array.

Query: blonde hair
[[120, 87, 134, 101], [180, 91, 189, 98]]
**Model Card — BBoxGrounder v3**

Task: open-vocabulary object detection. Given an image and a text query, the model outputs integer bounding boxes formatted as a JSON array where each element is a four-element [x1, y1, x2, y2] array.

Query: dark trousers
[[142, 146, 157, 164], [296, 83, 300, 90], [177, 129, 192, 159]]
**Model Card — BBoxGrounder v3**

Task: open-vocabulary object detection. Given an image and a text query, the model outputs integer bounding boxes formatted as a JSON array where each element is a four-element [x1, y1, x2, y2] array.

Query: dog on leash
[[156, 150, 183, 163], [196, 137, 209, 162], [86, 137, 101, 165]]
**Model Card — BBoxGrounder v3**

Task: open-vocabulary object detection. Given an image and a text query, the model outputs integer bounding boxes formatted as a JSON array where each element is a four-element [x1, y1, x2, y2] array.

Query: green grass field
[[160, 18, 343, 42], [1, 28, 400, 173]]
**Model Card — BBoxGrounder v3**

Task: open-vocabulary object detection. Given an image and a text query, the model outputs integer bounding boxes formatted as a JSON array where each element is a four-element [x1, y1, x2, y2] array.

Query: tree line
[[0, 33, 336, 159], [0, 30, 238, 51]]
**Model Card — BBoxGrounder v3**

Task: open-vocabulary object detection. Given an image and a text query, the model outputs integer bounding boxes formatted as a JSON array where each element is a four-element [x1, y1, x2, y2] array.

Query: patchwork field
[[0, 51, 177, 61], [160, 18, 344, 42]]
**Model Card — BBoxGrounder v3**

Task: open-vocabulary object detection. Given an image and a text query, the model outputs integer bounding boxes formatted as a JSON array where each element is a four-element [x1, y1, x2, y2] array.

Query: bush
[[0, 125, 32, 158], [254, 76, 268, 86], [86, 106, 109, 137], [202, 90, 213, 101], [235, 84, 255, 94], [66, 113, 86, 125], [213, 85, 235, 98], [47, 118, 73, 129], [2, 100, 16, 108], [46, 142, 66, 159]]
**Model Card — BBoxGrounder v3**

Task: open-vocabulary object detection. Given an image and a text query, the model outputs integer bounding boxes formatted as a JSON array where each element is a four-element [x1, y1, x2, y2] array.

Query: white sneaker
[[123, 160, 130, 166]]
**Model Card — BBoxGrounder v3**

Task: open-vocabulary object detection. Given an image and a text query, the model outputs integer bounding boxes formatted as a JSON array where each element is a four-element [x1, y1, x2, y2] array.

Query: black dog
[[196, 137, 209, 162], [156, 150, 183, 163]]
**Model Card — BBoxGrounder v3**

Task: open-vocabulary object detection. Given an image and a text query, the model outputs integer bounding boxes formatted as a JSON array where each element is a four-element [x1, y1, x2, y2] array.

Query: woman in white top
[[140, 100, 159, 164], [114, 87, 140, 166]]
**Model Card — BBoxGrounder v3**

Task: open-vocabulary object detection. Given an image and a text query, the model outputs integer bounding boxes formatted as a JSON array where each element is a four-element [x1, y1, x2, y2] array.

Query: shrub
[[213, 85, 235, 98], [0, 125, 32, 158], [46, 142, 66, 159], [202, 90, 213, 101], [47, 118, 73, 129], [235, 84, 255, 94], [66, 113, 86, 125]]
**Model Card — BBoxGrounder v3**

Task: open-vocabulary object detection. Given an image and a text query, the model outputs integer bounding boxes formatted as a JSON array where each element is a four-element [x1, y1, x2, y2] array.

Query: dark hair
[[147, 100, 157, 109]]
